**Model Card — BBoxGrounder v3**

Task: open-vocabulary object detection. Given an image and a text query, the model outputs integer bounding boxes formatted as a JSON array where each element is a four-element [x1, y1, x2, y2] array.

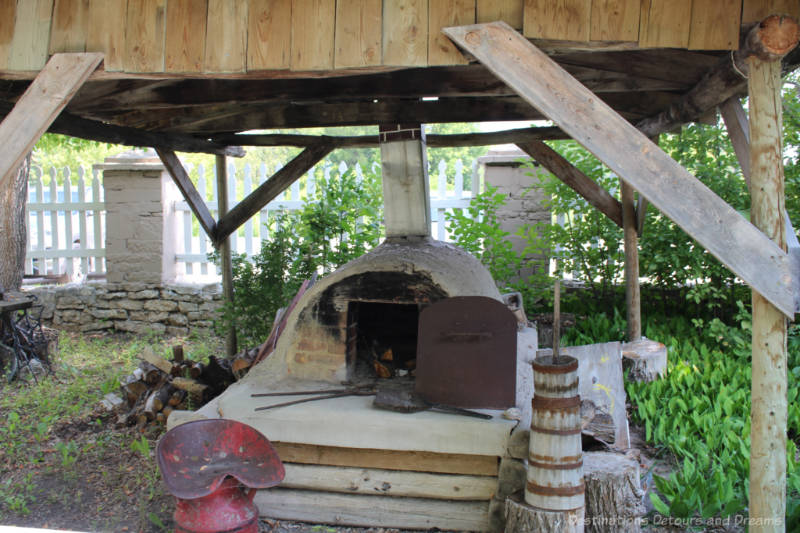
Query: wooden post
[[216, 155, 237, 358], [621, 181, 641, 341]]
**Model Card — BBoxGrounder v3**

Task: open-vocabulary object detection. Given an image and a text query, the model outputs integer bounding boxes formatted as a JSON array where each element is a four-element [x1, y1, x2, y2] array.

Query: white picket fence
[[24, 158, 479, 280], [25, 166, 105, 278], [175, 159, 479, 277]]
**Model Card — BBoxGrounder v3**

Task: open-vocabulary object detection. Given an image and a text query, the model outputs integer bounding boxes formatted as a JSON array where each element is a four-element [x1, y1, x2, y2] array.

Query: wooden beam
[[155, 148, 217, 240], [46, 109, 245, 157], [636, 16, 800, 137], [445, 21, 794, 317], [621, 181, 641, 341], [216, 154, 237, 358], [719, 96, 751, 187], [516, 141, 623, 228], [210, 126, 569, 148], [214, 143, 333, 245], [0, 52, 102, 191], [748, 49, 790, 533]]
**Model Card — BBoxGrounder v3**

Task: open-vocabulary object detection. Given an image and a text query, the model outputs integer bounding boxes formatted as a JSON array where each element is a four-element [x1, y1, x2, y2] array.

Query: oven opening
[[347, 302, 420, 383]]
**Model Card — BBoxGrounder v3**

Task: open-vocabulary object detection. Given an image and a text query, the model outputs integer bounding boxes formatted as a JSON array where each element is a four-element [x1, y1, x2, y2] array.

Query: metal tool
[[374, 382, 492, 420], [252, 385, 376, 411]]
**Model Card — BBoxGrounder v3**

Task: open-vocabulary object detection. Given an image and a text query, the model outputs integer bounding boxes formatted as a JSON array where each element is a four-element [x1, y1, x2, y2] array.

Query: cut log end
[[748, 15, 800, 61]]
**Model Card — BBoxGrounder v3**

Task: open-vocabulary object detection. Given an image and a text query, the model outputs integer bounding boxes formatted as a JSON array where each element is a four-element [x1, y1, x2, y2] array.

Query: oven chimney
[[379, 124, 431, 239]]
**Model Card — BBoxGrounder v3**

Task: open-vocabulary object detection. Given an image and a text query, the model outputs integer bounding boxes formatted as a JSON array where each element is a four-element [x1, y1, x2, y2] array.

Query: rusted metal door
[[415, 296, 517, 409]]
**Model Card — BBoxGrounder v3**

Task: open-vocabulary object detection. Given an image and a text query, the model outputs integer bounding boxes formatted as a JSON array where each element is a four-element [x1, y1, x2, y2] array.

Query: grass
[[0, 327, 223, 531]]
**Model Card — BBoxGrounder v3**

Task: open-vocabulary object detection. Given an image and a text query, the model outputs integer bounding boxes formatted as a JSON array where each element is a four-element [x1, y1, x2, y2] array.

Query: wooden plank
[[334, 0, 382, 68], [165, 0, 208, 73], [638, 0, 692, 48], [204, 0, 247, 72], [254, 489, 489, 530], [477, 0, 523, 29], [590, 0, 641, 41], [8, 0, 54, 71], [445, 22, 795, 317], [0, 53, 101, 191], [86, 0, 126, 70], [429, 0, 474, 66], [0, 0, 18, 70], [155, 148, 217, 239], [124, 0, 167, 72], [281, 463, 497, 500], [383, 0, 428, 66], [748, 54, 789, 531], [523, 0, 591, 41], [688, 0, 741, 50], [290, 0, 335, 70], [214, 143, 333, 243], [719, 96, 751, 186], [517, 141, 623, 228], [49, 0, 89, 53], [272, 442, 499, 476], [247, 0, 292, 70], [743, 0, 800, 23]]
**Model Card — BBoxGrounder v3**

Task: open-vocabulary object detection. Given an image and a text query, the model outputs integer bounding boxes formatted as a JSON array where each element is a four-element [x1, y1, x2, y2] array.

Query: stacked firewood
[[116, 344, 260, 430]]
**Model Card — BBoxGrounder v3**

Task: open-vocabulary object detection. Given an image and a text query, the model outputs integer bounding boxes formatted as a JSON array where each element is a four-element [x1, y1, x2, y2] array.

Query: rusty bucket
[[526, 355, 584, 511]]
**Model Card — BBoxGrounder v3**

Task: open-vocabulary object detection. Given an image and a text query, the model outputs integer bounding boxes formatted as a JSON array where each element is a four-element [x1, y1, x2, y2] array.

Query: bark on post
[[747, 14, 798, 532], [0, 154, 30, 291], [216, 155, 237, 358], [621, 182, 641, 341]]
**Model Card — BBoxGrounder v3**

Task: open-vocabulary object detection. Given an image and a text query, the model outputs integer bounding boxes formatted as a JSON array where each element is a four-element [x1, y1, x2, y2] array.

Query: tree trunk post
[[621, 181, 641, 341], [0, 154, 30, 291], [216, 154, 237, 358], [747, 15, 798, 530]]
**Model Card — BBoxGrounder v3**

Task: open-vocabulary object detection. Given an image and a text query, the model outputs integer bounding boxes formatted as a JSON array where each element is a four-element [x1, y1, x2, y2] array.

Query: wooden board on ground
[[444, 21, 795, 318], [254, 488, 489, 530], [272, 442, 499, 476], [0, 53, 102, 191], [281, 463, 497, 500]]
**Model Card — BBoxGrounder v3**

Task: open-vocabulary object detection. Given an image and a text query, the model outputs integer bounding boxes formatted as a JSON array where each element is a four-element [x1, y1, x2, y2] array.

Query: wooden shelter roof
[[0, 0, 797, 148]]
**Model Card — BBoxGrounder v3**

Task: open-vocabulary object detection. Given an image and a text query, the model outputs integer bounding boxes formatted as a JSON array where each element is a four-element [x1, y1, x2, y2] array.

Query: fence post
[[96, 150, 180, 284], [478, 148, 551, 280]]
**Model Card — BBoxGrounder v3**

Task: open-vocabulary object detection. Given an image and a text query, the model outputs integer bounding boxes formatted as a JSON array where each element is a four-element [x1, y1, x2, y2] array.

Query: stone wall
[[28, 282, 222, 337]]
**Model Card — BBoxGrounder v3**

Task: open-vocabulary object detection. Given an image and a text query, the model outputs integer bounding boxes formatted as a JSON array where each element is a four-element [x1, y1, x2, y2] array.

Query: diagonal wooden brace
[[444, 22, 795, 317], [156, 148, 218, 241]]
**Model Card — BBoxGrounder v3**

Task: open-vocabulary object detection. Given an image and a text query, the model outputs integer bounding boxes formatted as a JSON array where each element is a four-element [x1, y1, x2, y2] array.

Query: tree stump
[[621, 338, 667, 382], [506, 498, 584, 533], [583, 452, 646, 533]]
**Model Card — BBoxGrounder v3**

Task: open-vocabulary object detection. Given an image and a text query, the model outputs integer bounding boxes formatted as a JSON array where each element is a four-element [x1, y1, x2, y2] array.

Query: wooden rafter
[[516, 141, 623, 228], [214, 143, 334, 245], [155, 148, 217, 240], [719, 96, 751, 186], [0, 52, 103, 190], [445, 21, 794, 317], [210, 126, 568, 148]]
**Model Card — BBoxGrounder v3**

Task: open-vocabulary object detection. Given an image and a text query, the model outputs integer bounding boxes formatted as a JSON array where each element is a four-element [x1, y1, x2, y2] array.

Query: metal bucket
[[526, 355, 584, 511]]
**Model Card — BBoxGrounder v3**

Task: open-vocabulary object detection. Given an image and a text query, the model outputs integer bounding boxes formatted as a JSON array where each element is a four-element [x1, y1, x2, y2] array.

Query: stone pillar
[[479, 148, 551, 278], [96, 150, 180, 284]]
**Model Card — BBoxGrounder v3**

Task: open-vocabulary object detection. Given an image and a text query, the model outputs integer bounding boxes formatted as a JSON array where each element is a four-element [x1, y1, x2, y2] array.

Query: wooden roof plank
[[165, 0, 208, 73], [124, 0, 167, 73], [0, 0, 18, 70], [383, 0, 429, 66], [0, 52, 102, 191], [523, 0, 591, 41], [204, 0, 247, 73], [688, 0, 741, 50], [8, 0, 54, 71], [248, 0, 292, 69], [335, 0, 382, 68], [444, 21, 794, 317], [590, 0, 641, 42], [428, 0, 474, 66], [743, 0, 800, 23], [638, 0, 691, 48], [291, 0, 335, 70], [477, 0, 523, 30], [49, 0, 88, 53], [86, 0, 126, 71]]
